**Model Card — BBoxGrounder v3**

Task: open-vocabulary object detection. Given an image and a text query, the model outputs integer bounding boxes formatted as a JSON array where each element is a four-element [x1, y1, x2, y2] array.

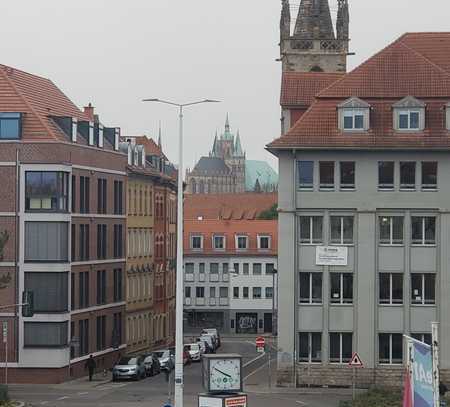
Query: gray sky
[[2, 0, 450, 170]]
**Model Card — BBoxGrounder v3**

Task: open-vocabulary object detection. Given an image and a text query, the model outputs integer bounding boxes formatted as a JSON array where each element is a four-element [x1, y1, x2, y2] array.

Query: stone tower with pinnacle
[[280, 0, 350, 73]]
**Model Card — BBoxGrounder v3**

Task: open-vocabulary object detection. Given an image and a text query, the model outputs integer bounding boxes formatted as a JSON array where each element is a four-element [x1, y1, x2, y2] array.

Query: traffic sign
[[2, 321, 7, 343], [348, 352, 364, 368], [256, 337, 265, 353]]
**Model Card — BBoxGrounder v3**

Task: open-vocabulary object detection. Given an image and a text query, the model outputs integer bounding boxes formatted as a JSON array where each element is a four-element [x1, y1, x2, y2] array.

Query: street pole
[[432, 322, 440, 407]]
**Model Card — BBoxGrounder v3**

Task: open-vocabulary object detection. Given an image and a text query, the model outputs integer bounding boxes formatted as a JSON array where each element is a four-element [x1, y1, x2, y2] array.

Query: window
[[71, 175, 76, 212], [113, 313, 122, 347], [298, 161, 314, 190], [79, 176, 90, 213], [236, 236, 248, 250], [253, 287, 262, 299], [79, 271, 89, 309], [300, 216, 323, 244], [25, 222, 68, 262], [71, 224, 76, 262], [79, 319, 89, 356], [210, 263, 219, 282], [265, 287, 273, 299], [398, 110, 420, 130], [243, 263, 249, 275], [24, 322, 68, 348], [330, 333, 353, 364], [24, 272, 68, 312], [96, 270, 106, 305], [379, 333, 403, 364], [299, 273, 322, 304], [379, 217, 404, 245], [411, 217, 436, 245], [258, 236, 271, 250], [411, 333, 432, 346], [185, 263, 194, 281], [196, 287, 205, 298], [330, 273, 353, 304], [114, 180, 123, 214], [213, 236, 225, 250], [343, 109, 365, 130], [378, 162, 394, 190], [330, 216, 353, 245], [299, 332, 322, 363], [185, 286, 191, 298], [253, 264, 262, 275], [199, 263, 205, 281], [243, 287, 249, 299], [319, 162, 335, 190], [114, 224, 123, 258], [266, 263, 275, 275], [114, 268, 123, 302], [220, 287, 228, 298], [233, 287, 239, 299], [379, 273, 403, 305], [0, 112, 21, 139], [340, 162, 355, 190], [233, 263, 240, 275], [71, 273, 75, 310], [210, 287, 216, 298], [191, 235, 203, 250], [97, 224, 107, 259], [25, 172, 69, 211], [79, 224, 90, 261], [421, 162, 438, 190], [222, 263, 229, 281], [97, 179, 107, 214], [400, 162, 416, 190], [96, 316, 106, 351], [411, 274, 435, 305]]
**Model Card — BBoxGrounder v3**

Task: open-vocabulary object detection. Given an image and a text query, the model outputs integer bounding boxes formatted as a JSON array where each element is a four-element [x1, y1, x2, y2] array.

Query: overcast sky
[[2, 0, 450, 170]]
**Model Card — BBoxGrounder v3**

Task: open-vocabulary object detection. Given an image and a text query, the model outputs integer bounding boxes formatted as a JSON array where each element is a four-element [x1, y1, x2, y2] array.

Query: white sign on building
[[316, 246, 348, 266]]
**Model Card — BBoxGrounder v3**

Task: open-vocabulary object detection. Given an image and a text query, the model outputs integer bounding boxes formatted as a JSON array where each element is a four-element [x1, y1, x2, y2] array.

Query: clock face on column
[[209, 358, 241, 392]]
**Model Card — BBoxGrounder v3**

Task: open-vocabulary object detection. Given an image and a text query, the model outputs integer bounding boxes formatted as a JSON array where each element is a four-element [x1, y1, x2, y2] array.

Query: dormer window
[[71, 118, 78, 143], [0, 112, 22, 140], [88, 122, 94, 146], [338, 97, 370, 132], [393, 96, 425, 131]]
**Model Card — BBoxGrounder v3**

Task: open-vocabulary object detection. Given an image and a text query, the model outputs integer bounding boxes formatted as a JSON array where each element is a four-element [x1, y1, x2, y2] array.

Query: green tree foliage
[[257, 204, 278, 220]]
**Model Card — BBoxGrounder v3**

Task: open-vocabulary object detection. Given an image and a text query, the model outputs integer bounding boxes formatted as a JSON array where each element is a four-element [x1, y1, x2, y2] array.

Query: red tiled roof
[[184, 193, 278, 221], [133, 136, 167, 160], [281, 72, 343, 107], [184, 219, 278, 256], [268, 33, 450, 151]]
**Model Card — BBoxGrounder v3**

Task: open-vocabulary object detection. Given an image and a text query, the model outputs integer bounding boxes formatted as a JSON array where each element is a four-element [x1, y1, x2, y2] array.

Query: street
[[9, 339, 349, 407]]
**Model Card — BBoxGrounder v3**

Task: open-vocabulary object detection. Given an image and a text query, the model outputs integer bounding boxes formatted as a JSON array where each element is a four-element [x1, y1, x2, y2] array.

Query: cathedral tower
[[280, 0, 349, 73]]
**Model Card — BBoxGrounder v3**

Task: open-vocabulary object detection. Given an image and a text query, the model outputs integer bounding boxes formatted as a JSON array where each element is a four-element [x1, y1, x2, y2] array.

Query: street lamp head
[[142, 98, 160, 102], [203, 99, 221, 103]]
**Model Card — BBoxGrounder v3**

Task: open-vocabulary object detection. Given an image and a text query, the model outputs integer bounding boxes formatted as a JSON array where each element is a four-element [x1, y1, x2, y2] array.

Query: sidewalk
[[54, 371, 112, 390]]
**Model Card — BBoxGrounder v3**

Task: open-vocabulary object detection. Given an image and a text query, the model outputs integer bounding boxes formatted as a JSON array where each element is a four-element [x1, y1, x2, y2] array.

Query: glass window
[[210, 287, 216, 298], [243, 287, 249, 299], [237, 236, 248, 250], [24, 272, 68, 312], [299, 216, 323, 244], [25, 172, 69, 211], [253, 287, 262, 299], [210, 263, 219, 282], [113, 268, 123, 302], [0, 113, 21, 139], [299, 273, 322, 304], [319, 162, 335, 190], [265, 287, 273, 299], [411, 274, 435, 305], [398, 110, 420, 130], [97, 179, 107, 214], [191, 236, 203, 249], [233, 287, 239, 299], [422, 162, 438, 190], [259, 236, 270, 250], [400, 162, 416, 190], [243, 263, 249, 275], [185, 263, 195, 279], [25, 222, 68, 262], [213, 236, 225, 250], [379, 273, 403, 305], [299, 332, 322, 363], [411, 217, 436, 245], [411, 333, 432, 346], [219, 287, 228, 298], [378, 162, 394, 189], [253, 264, 262, 275], [298, 161, 314, 190], [379, 333, 403, 364], [340, 162, 355, 190], [330, 333, 353, 363], [266, 263, 275, 275], [330, 273, 353, 304], [379, 216, 404, 245], [24, 322, 68, 348], [330, 216, 354, 245], [196, 287, 205, 298], [343, 109, 365, 130]]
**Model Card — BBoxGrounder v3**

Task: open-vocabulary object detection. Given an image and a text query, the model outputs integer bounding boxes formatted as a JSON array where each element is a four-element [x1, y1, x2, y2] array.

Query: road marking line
[[77, 392, 89, 395], [40, 402, 49, 405], [244, 360, 269, 381], [57, 396, 69, 400], [243, 350, 266, 368], [295, 401, 307, 406]]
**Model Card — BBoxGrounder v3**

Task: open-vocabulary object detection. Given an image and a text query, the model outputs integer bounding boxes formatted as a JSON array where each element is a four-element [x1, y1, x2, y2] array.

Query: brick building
[[0, 64, 126, 383]]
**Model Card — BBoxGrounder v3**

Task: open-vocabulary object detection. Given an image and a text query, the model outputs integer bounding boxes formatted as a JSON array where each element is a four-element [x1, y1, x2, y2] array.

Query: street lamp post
[[143, 98, 219, 407], [272, 268, 278, 337]]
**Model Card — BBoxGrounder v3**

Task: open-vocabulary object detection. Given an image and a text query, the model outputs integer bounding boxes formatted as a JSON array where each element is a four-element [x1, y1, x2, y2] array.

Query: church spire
[[336, 0, 349, 41], [211, 131, 218, 157], [225, 113, 230, 133], [294, 0, 335, 40], [280, 0, 291, 39], [234, 130, 244, 157]]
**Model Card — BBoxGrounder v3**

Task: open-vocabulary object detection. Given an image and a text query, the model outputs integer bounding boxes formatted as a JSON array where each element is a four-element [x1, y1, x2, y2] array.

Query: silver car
[[112, 356, 146, 381], [154, 350, 173, 371]]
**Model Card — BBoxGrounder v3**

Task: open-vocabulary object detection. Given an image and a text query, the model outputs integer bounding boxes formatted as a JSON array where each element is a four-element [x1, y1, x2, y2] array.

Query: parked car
[[201, 328, 221, 348], [185, 343, 202, 362], [169, 347, 191, 365], [143, 353, 161, 377], [154, 349, 173, 371], [199, 334, 216, 354], [196, 339, 207, 354], [112, 356, 146, 381]]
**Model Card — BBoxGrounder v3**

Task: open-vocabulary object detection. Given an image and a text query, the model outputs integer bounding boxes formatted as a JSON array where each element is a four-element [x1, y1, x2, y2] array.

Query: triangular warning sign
[[348, 352, 364, 368]]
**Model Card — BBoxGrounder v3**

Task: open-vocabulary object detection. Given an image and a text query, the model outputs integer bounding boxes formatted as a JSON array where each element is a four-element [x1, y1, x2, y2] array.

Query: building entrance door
[[236, 313, 257, 334], [264, 313, 272, 333]]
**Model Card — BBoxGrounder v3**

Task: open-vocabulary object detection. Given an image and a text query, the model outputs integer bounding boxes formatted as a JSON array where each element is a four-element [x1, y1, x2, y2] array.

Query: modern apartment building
[[268, 32, 450, 387], [0, 65, 126, 383], [183, 219, 277, 334]]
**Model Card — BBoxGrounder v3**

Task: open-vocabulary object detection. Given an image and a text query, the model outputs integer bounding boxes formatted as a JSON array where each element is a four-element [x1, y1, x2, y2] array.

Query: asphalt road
[[9, 340, 349, 407]]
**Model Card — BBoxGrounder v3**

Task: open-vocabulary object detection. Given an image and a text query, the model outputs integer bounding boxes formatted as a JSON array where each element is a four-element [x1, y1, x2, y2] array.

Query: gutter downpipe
[[293, 148, 298, 388], [15, 148, 20, 364]]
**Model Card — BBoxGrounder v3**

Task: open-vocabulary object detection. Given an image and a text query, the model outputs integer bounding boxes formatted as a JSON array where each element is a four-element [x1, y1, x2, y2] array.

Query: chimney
[[84, 103, 95, 121]]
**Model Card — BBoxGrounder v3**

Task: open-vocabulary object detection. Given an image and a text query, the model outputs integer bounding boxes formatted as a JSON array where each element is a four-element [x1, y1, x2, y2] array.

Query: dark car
[[143, 353, 161, 377]]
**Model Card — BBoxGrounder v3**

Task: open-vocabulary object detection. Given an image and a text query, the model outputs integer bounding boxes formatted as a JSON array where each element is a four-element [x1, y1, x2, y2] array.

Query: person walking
[[85, 355, 96, 382]]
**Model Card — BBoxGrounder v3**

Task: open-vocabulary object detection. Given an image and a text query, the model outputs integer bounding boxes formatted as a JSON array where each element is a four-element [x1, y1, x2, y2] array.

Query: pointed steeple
[[336, 0, 349, 41], [294, 0, 335, 40], [280, 0, 291, 39], [234, 130, 244, 157], [225, 113, 230, 133], [211, 132, 218, 157]]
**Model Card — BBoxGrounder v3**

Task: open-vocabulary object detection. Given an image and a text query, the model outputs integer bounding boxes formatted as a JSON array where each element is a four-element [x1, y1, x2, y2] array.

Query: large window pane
[[319, 162, 334, 190], [400, 162, 416, 189], [329, 333, 340, 362], [25, 172, 69, 211], [342, 333, 353, 362], [340, 162, 355, 190], [392, 274, 403, 304], [424, 218, 436, 245], [392, 334, 403, 364], [24, 322, 68, 347], [342, 217, 354, 244], [311, 333, 322, 362], [299, 273, 310, 303], [25, 272, 68, 312], [25, 222, 68, 262], [379, 217, 391, 244], [0, 113, 21, 139], [299, 333, 309, 362], [422, 162, 437, 189], [330, 217, 341, 244], [298, 161, 314, 189], [424, 274, 435, 305], [411, 274, 423, 304], [312, 274, 322, 303], [378, 162, 394, 189]]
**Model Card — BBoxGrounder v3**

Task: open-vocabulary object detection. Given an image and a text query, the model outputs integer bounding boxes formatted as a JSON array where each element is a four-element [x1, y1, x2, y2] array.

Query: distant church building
[[186, 116, 278, 194]]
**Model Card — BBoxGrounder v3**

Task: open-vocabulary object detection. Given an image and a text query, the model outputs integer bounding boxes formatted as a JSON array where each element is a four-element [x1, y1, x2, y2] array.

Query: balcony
[[185, 298, 192, 306], [219, 298, 229, 306], [196, 298, 205, 306], [209, 298, 217, 306]]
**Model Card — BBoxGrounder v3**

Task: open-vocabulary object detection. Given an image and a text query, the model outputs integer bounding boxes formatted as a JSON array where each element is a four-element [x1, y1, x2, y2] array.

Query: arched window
[[191, 179, 197, 194], [199, 180, 205, 194]]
